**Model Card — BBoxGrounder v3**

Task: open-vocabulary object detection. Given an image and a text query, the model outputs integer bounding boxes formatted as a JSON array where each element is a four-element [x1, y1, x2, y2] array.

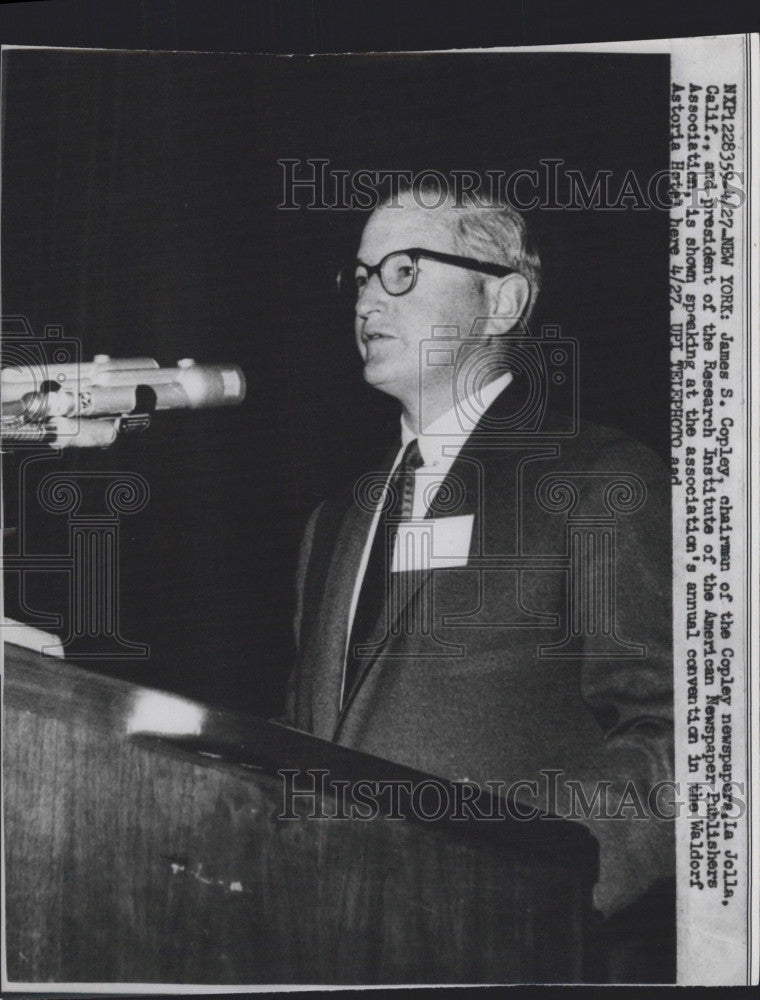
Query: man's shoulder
[[473, 383, 668, 479], [304, 444, 395, 541], [471, 414, 670, 525], [533, 417, 671, 532], [470, 409, 668, 480], [320, 443, 399, 511], [557, 416, 668, 476]]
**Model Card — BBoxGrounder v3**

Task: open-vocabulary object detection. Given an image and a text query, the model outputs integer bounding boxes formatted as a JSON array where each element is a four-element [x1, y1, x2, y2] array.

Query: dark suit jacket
[[285, 388, 673, 918]]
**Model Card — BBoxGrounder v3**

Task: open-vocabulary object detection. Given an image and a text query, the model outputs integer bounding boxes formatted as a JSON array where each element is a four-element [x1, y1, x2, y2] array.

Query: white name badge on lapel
[[391, 515, 474, 573]]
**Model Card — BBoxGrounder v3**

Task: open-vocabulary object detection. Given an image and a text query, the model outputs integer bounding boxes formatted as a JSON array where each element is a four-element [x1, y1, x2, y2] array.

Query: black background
[[1, 1, 756, 717], [0, 0, 758, 52]]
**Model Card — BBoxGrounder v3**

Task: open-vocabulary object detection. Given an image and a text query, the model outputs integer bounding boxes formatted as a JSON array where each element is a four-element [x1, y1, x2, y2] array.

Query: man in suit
[[284, 178, 674, 979]]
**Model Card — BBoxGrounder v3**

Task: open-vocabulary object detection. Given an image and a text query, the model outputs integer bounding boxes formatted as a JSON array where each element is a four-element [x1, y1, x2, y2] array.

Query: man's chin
[[362, 363, 403, 397], [362, 360, 388, 385]]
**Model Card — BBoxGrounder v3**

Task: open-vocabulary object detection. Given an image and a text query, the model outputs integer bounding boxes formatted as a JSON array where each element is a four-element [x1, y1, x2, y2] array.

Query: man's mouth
[[363, 330, 394, 343]]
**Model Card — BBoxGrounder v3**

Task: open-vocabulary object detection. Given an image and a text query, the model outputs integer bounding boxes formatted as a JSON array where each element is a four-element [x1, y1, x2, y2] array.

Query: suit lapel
[[310, 503, 370, 738], [306, 448, 398, 739]]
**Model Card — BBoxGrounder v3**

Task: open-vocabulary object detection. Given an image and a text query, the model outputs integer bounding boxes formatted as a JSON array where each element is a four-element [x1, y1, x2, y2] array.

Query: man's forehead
[[358, 203, 457, 260]]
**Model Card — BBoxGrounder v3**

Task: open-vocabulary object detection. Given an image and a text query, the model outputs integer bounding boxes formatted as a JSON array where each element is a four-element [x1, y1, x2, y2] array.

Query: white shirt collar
[[400, 371, 512, 469]]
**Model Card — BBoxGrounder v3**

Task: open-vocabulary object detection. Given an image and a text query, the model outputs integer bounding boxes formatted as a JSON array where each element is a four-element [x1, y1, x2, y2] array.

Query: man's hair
[[386, 174, 542, 324]]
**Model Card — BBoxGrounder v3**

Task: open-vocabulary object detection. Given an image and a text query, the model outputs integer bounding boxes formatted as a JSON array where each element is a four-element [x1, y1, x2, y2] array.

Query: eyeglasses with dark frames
[[337, 247, 516, 299]]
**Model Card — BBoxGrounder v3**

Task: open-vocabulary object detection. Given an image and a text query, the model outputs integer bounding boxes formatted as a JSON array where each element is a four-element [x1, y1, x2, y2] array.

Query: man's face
[[354, 203, 489, 410]]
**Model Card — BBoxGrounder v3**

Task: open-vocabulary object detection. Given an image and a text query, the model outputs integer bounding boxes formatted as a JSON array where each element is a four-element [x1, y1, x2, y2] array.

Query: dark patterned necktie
[[343, 438, 424, 704]]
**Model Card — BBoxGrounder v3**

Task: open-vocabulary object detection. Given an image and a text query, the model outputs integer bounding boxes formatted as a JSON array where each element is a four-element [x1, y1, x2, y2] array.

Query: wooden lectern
[[3, 642, 598, 985]]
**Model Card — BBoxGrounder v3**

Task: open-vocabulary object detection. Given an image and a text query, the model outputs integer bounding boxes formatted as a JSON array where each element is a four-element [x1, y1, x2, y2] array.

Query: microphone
[[1, 356, 246, 448]]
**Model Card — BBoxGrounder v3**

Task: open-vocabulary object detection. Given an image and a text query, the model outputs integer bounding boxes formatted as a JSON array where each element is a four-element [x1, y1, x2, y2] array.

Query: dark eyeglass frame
[[338, 247, 516, 298]]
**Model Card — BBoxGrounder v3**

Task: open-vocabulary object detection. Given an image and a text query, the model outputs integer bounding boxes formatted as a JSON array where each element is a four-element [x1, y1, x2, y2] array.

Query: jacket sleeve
[[574, 436, 674, 917], [276, 501, 324, 728]]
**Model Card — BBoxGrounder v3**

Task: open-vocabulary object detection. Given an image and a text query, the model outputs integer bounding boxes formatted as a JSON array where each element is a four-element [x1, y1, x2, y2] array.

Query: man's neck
[[399, 381, 458, 436], [399, 404, 430, 438], [400, 373, 510, 436]]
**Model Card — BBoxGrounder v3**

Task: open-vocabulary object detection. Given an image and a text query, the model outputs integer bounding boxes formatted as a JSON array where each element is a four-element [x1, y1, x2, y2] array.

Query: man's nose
[[355, 274, 386, 318]]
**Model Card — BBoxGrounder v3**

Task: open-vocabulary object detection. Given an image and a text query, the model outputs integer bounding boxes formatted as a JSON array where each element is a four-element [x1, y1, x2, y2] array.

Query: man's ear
[[486, 273, 530, 330]]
